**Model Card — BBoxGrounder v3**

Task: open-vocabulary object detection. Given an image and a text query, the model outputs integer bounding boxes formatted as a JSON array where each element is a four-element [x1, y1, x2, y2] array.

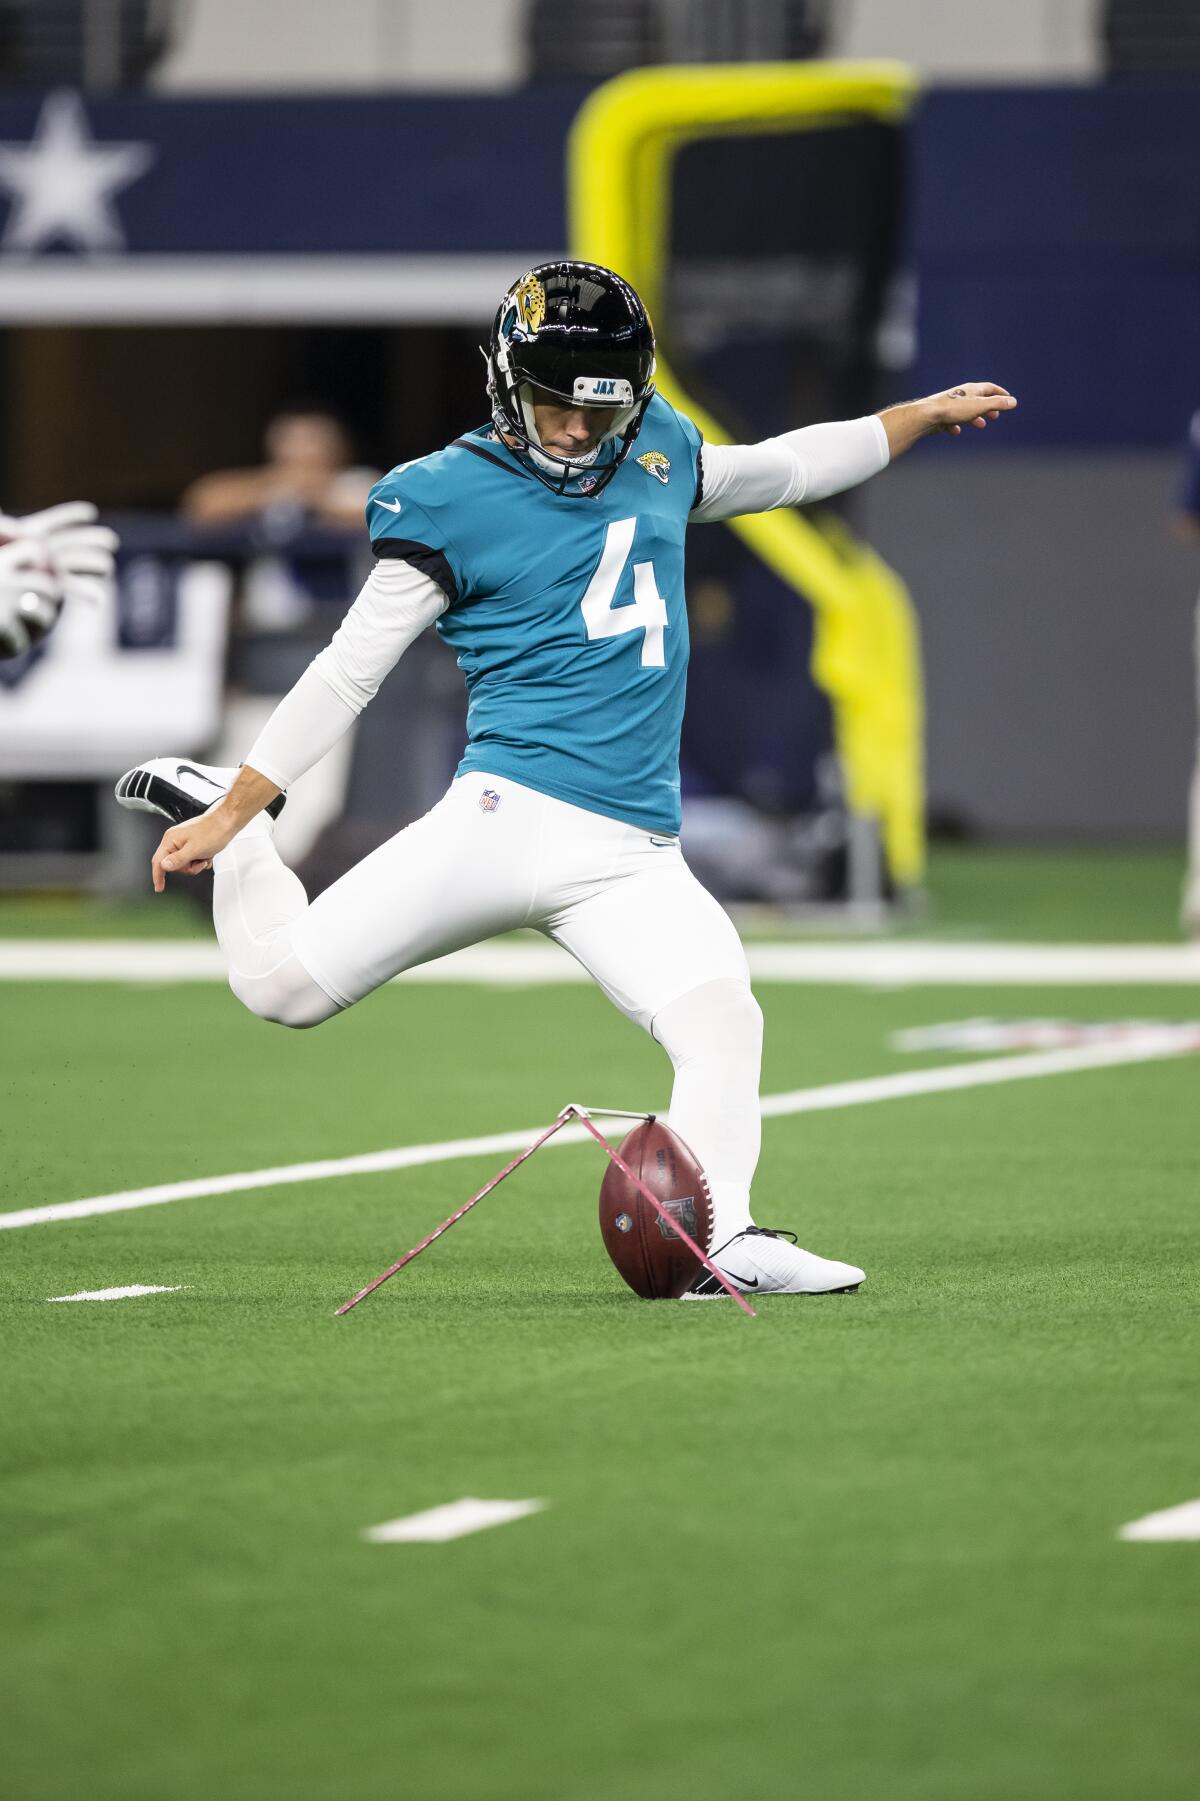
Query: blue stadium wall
[[0, 82, 1196, 444]]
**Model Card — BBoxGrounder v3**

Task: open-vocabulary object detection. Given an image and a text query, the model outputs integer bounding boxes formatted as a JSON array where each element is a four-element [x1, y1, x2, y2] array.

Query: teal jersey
[[365, 394, 702, 835]]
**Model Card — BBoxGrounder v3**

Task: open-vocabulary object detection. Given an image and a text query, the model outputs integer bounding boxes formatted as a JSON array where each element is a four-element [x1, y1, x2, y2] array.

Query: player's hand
[[878, 384, 1017, 459], [929, 383, 1017, 436], [151, 812, 237, 893], [12, 501, 121, 607]]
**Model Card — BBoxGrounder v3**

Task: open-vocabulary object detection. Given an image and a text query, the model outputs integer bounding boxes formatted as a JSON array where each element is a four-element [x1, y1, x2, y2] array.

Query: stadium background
[[3, 0, 1199, 891], [2, 6, 1199, 1801]]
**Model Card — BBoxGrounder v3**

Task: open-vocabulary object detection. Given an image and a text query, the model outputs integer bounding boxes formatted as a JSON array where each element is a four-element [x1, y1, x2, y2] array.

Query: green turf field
[[2, 856, 1198, 1801]]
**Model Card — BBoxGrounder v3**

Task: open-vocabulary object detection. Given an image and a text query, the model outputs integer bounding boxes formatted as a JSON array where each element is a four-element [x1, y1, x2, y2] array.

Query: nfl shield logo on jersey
[[478, 788, 502, 812]]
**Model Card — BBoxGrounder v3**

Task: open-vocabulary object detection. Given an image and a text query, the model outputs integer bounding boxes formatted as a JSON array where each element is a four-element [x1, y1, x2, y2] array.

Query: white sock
[[212, 824, 338, 1028], [652, 977, 764, 1248]]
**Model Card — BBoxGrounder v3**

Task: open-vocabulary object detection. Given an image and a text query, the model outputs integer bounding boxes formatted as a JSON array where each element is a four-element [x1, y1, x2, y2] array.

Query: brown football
[[598, 1119, 713, 1299]]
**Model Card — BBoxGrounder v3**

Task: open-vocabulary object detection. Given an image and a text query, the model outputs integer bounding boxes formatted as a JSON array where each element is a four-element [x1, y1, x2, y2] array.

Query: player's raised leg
[[543, 829, 864, 1296], [284, 775, 549, 1008], [211, 814, 336, 1026], [120, 761, 554, 1026], [115, 757, 338, 1026]]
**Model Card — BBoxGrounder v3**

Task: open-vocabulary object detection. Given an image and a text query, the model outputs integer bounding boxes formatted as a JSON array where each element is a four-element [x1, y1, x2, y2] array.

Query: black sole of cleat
[[684, 1280, 863, 1299], [115, 765, 284, 826]]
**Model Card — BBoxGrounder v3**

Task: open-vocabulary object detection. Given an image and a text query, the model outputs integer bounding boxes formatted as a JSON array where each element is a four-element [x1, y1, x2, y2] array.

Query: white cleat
[[114, 757, 285, 827], [683, 1227, 865, 1298]]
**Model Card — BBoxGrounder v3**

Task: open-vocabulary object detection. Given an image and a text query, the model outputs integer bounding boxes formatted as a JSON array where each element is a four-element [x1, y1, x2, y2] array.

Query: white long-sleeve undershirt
[[244, 413, 891, 792], [244, 557, 446, 791], [689, 414, 889, 522]]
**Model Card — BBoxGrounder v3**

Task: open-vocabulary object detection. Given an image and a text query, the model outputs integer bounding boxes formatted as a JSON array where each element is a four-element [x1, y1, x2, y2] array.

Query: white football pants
[[211, 773, 763, 1242]]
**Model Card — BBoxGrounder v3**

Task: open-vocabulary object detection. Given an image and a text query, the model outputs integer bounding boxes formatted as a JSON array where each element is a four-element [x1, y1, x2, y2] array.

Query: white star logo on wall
[[0, 90, 155, 255]]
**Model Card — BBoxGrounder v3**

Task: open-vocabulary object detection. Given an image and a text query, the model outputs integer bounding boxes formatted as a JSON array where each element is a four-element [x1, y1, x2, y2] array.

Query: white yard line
[[363, 1498, 546, 1544], [893, 1019, 1200, 1053], [757, 1032, 1193, 1120], [2, 938, 1200, 986], [0, 1123, 591, 1231], [2, 1030, 1190, 1233], [747, 943, 1200, 986], [1119, 1499, 1200, 1542], [46, 1284, 183, 1303]]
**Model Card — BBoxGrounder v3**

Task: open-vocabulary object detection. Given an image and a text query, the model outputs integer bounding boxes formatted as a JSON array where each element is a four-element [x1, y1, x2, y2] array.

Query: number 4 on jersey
[[580, 517, 668, 668]]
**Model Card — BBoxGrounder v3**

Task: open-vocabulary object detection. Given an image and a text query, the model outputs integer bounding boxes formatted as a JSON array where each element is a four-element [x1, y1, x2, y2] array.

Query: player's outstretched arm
[[691, 417, 890, 523], [878, 383, 1017, 458], [690, 385, 1017, 525]]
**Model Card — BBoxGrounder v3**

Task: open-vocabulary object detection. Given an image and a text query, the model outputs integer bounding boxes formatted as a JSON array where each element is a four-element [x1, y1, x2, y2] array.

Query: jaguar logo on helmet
[[508, 271, 546, 341], [636, 451, 671, 484]]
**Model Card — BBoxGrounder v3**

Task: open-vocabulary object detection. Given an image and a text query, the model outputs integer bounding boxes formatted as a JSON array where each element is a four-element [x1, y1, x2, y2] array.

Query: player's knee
[[263, 989, 335, 1031], [714, 980, 764, 1065], [653, 977, 763, 1073], [228, 957, 339, 1030]]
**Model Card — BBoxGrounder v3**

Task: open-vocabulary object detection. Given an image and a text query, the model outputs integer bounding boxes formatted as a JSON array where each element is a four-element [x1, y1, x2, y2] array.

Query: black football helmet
[[485, 261, 656, 495]]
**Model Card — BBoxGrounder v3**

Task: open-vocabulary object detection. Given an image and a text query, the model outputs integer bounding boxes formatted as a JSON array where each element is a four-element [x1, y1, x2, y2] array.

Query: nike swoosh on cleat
[[175, 763, 224, 791], [375, 498, 403, 513]]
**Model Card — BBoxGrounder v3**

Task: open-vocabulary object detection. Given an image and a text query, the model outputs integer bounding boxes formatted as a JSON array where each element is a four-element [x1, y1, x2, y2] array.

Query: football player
[[117, 262, 1015, 1298], [0, 502, 120, 659]]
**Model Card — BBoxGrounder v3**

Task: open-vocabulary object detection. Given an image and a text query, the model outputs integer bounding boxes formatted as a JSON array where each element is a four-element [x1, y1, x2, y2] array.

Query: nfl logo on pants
[[478, 788, 501, 812]]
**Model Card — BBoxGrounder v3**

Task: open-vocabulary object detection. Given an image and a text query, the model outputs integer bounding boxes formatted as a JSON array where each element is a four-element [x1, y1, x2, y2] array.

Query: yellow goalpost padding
[[568, 63, 926, 884]]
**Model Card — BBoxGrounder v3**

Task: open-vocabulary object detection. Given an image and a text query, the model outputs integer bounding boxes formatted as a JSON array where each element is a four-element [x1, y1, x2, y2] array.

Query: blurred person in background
[[181, 407, 377, 532], [1172, 407, 1200, 940], [180, 406, 379, 632], [0, 503, 119, 660]]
